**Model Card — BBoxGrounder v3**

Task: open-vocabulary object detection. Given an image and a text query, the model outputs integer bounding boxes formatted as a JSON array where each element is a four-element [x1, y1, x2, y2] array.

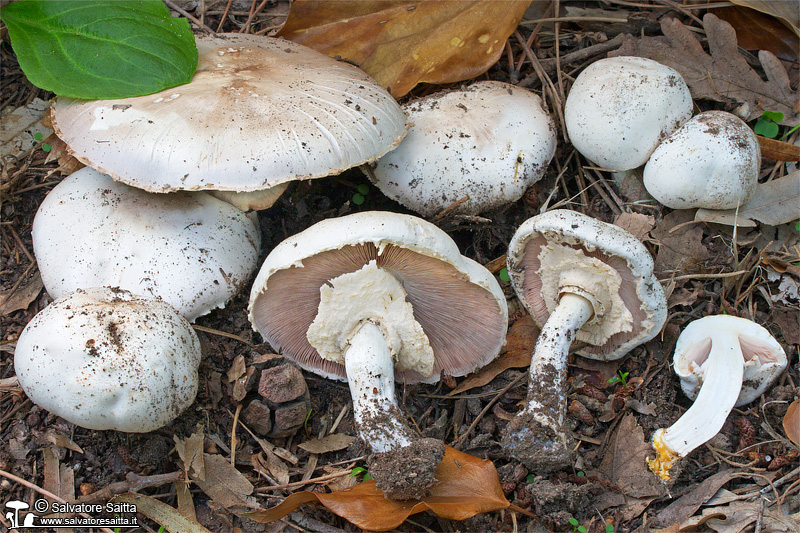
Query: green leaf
[[754, 119, 780, 139], [498, 267, 510, 282], [2, 0, 198, 99], [761, 110, 784, 122], [352, 193, 366, 205], [357, 183, 370, 195]]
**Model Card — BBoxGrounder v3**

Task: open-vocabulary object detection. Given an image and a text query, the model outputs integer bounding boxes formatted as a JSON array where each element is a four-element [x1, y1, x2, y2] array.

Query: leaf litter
[[0, 1, 798, 532]]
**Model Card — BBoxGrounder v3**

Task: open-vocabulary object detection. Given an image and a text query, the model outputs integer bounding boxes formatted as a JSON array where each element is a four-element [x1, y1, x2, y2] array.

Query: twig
[[255, 469, 354, 492], [451, 372, 527, 447], [519, 33, 628, 86], [164, 0, 214, 33], [191, 324, 252, 345], [77, 471, 183, 504]]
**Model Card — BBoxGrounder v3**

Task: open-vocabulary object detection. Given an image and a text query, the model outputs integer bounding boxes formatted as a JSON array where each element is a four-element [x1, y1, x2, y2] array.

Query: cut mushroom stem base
[[502, 293, 594, 472], [344, 320, 445, 499], [648, 325, 746, 481]]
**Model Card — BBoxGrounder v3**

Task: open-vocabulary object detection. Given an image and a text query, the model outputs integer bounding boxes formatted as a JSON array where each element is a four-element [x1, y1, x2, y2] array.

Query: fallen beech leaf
[[277, 0, 531, 98], [713, 6, 798, 61], [450, 315, 538, 395], [758, 135, 800, 162], [245, 446, 515, 531], [298, 433, 356, 454], [655, 470, 741, 527], [730, 0, 799, 36], [784, 399, 800, 446], [0, 273, 43, 316], [611, 14, 799, 125], [695, 171, 800, 227], [111, 493, 211, 533], [252, 450, 289, 485]]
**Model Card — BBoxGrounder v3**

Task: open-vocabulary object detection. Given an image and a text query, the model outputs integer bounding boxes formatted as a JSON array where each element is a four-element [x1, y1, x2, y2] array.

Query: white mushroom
[[248, 211, 507, 498], [371, 81, 556, 216], [14, 288, 201, 433], [502, 209, 667, 472], [643, 111, 761, 209], [564, 56, 693, 171], [648, 315, 787, 481], [32, 167, 260, 322], [51, 33, 408, 208]]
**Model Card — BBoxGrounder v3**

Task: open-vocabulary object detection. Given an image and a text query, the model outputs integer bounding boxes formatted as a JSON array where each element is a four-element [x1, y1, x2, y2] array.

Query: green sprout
[[754, 110, 800, 140], [349, 466, 372, 480], [568, 517, 587, 533], [608, 369, 629, 388], [352, 183, 370, 205], [33, 131, 51, 152], [606, 525, 615, 533], [303, 409, 313, 436], [498, 267, 510, 282]]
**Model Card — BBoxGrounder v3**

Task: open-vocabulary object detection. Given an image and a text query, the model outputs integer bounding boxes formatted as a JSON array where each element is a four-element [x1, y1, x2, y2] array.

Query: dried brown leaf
[[0, 273, 43, 316], [174, 481, 197, 523], [245, 446, 515, 531], [252, 450, 289, 485], [43, 430, 84, 454], [599, 414, 666, 499], [193, 453, 257, 509], [175, 429, 206, 482], [611, 14, 799, 125], [655, 470, 741, 527], [695, 171, 800, 227], [784, 399, 800, 446], [729, 0, 799, 36], [614, 212, 656, 242], [450, 315, 538, 395], [277, 0, 531, 98], [672, 501, 799, 532], [651, 210, 710, 277], [714, 6, 798, 61], [298, 433, 356, 454], [111, 493, 211, 533]]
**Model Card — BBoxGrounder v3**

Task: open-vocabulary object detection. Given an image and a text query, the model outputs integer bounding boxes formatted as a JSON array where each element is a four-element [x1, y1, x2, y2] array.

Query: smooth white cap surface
[[508, 209, 667, 360], [248, 211, 508, 383], [15, 288, 201, 432], [372, 81, 556, 216], [33, 167, 261, 321], [644, 111, 760, 209], [565, 56, 692, 171], [51, 34, 408, 193]]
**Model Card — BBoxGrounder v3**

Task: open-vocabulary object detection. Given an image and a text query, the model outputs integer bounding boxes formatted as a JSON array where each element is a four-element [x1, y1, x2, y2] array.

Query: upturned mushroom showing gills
[[564, 56, 692, 171], [51, 33, 408, 210], [248, 211, 508, 499], [14, 288, 201, 433], [501, 210, 667, 472], [648, 315, 787, 481], [371, 81, 557, 217], [32, 167, 260, 322]]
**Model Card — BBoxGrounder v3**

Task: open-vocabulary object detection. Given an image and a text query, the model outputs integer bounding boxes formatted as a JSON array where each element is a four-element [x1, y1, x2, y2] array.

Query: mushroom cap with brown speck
[[51, 34, 408, 193]]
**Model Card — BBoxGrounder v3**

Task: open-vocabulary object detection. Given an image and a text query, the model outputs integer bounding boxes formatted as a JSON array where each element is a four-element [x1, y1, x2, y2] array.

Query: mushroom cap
[[643, 111, 761, 210], [32, 167, 261, 322], [674, 315, 787, 407], [507, 209, 667, 360], [371, 81, 556, 216], [248, 211, 508, 384], [14, 288, 201, 432], [564, 56, 692, 171], [51, 33, 408, 193]]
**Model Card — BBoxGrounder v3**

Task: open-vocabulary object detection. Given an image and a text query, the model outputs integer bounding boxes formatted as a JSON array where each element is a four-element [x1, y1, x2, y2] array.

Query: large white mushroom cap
[[248, 211, 508, 384], [32, 167, 261, 322], [14, 288, 201, 433], [372, 81, 556, 216], [51, 34, 408, 193], [643, 111, 761, 210], [564, 56, 692, 171]]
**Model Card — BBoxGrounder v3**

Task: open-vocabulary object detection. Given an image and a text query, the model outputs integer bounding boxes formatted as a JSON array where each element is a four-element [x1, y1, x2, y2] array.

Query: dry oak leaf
[[276, 0, 531, 98], [730, 0, 799, 36], [245, 445, 525, 531], [611, 13, 799, 125], [784, 399, 800, 446]]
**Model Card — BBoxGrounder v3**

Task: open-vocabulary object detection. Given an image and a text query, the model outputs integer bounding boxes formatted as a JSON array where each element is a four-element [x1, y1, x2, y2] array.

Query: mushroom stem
[[502, 292, 594, 472], [344, 320, 415, 452], [648, 332, 745, 481]]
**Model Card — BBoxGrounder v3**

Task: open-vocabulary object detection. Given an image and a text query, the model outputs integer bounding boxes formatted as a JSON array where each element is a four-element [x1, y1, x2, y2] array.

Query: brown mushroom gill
[[518, 237, 646, 358], [250, 243, 507, 383]]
